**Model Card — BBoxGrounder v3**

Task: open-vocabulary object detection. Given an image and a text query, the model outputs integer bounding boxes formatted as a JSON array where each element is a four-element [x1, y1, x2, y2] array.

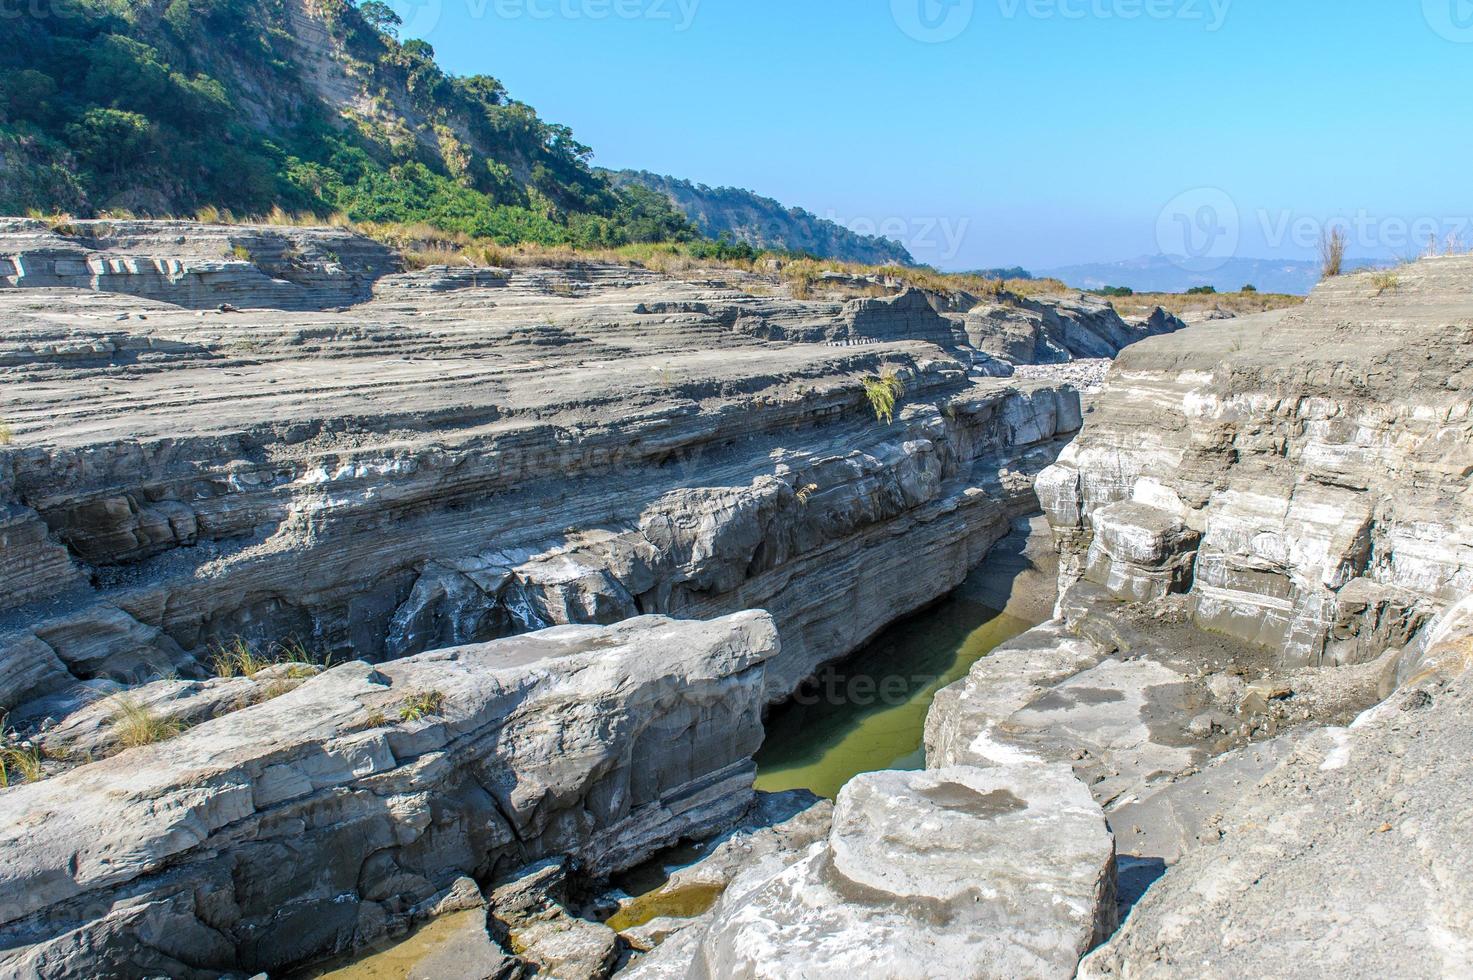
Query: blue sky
[[390, 0, 1473, 270]]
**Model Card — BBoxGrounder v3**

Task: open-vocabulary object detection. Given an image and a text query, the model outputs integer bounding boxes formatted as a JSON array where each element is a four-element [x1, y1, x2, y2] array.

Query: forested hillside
[[0, 0, 693, 247], [611, 170, 916, 265]]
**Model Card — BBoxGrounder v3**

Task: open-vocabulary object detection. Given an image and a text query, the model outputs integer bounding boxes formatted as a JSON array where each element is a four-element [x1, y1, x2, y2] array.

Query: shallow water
[[303, 591, 1035, 976], [754, 596, 1033, 800], [305, 908, 487, 980]]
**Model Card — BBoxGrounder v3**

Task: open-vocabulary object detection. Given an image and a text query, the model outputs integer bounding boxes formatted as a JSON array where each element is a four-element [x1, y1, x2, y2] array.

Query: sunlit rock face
[[1038, 256, 1473, 668]]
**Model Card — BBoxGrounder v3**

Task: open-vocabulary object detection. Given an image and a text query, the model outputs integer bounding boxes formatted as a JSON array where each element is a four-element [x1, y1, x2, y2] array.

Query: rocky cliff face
[[1037, 257, 1473, 668], [0, 613, 777, 978], [0, 221, 1138, 726], [0, 219, 1205, 978], [610, 255, 1471, 979], [0, 218, 401, 311], [906, 256, 1473, 977]]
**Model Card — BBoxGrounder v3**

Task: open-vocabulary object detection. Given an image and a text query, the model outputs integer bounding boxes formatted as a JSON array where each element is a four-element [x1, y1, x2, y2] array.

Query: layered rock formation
[[694, 765, 1115, 979], [1037, 257, 1473, 667], [1081, 622, 1473, 979], [0, 220, 1207, 979], [623, 766, 1116, 980], [0, 219, 400, 311], [912, 257, 1473, 974], [0, 221, 1122, 727], [0, 613, 777, 977]]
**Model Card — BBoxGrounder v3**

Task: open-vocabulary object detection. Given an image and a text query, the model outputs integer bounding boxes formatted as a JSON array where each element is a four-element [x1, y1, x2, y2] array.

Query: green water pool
[[753, 596, 1033, 800]]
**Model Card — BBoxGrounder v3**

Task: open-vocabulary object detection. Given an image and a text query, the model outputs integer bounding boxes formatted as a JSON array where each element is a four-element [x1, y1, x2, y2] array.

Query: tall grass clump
[[861, 368, 906, 425], [0, 420, 12, 445], [0, 719, 45, 787], [1319, 226, 1348, 279], [398, 690, 446, 722], [112, 697, 184, 749], [211, 637, 274, 678]]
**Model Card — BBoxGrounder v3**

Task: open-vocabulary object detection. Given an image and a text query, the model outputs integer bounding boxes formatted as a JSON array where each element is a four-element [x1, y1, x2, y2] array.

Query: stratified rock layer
[[1080, 660, 1473, 979], [0, 613, 777, 978], [0, 222, 1104, 719], [1038, 257, 1473, 667]]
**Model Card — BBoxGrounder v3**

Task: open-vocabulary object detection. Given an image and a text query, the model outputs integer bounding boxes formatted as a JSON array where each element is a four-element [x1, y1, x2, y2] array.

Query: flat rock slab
[[1081, 669, 1473, 979], [693, 765, 1116, 979]]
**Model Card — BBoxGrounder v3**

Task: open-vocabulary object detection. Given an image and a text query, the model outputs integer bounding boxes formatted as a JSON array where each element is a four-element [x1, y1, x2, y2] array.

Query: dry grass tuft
[[112, 697, 184, 749], [1, 717, 45, 787], [0, 419, 11, 445], [211, 637, 274, 678], [212, 636, 332, 679], [1319, 226, 1348, 279], [1370, 270, 1401, 296]]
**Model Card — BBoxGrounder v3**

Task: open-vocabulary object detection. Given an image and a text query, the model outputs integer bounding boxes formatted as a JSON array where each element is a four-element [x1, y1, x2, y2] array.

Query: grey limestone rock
[[0, 613, 777, 977], [691, 765, 1116, 980]]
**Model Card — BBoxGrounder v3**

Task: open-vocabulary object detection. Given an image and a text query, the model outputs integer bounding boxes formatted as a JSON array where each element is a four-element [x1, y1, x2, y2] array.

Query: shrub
[[398, 690, 445, 722], [1371, 270, 1400, 295], [1186, 285, 1217, 295], [1319, 226, 1348, 279], [861, 369, 906, 425], [1097, 285, 1134, 297], [1241, 283, 1258, 293], [112, 697, 184, 749]]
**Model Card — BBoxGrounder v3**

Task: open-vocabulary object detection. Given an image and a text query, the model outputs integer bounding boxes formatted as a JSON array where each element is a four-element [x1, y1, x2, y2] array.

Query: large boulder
[[0, 613, 777, 978], [691, 765, 1116, 979]]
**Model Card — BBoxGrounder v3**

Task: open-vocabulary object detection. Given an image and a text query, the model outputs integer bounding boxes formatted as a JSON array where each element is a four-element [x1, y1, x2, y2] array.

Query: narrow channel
[[753, 595, 1033, 800], [752, 516, 1053, 800]]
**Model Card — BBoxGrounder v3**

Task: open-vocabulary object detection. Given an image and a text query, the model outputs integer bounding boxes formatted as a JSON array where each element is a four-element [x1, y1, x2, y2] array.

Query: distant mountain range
[[1039, 255, 1382, 296], [610, 171, 916, 266]]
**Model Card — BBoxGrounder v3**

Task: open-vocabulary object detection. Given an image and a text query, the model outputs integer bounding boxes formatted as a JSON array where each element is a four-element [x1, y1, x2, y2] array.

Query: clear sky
[[388, 0, 1473, 270]]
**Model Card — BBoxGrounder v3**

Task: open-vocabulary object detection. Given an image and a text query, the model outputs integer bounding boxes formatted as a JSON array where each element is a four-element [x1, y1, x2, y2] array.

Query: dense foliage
[[0, 0, 694, 247]]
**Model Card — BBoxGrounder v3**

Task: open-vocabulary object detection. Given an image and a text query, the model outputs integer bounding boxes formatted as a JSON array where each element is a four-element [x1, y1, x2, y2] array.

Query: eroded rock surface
[[923, 259, 1473, 971], [1039, 258, 1473, 667], [0, 613, 776, 977], [1081, 662, 1473, 979], [0, 222, 1117, 724], [688, 765, 1116, 980]]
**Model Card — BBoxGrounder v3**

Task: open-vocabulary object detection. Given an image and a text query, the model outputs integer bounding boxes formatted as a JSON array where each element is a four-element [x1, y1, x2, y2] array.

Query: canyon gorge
[[1, 219, 1470, 979]]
